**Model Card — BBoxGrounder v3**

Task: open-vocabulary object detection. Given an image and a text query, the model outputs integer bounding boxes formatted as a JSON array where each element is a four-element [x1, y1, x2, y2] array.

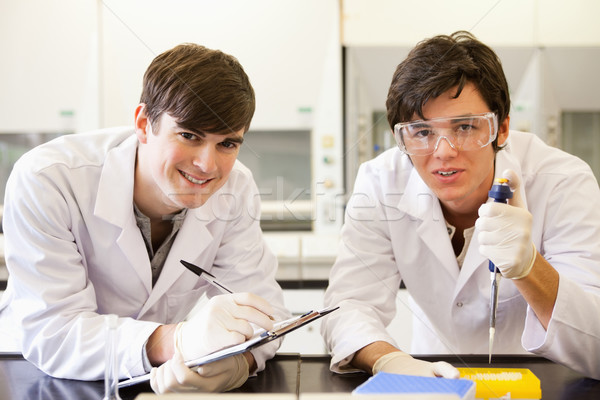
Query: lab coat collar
[[94, 134, 138, 227], [92, 134, 154, 294]]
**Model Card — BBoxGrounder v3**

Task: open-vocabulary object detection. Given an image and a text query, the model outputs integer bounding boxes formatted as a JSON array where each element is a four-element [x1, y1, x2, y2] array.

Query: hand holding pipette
[[477, 169, 537, 363]]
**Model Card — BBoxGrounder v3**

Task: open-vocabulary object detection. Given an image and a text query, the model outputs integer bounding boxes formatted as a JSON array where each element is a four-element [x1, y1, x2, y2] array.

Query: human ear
[[497, 115, 510, 146], [134, 104, 150, 144]]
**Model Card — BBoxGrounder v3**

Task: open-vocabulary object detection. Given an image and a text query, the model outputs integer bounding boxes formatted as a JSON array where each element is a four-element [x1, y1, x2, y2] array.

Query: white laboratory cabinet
[[278, 289, 326, 354], [277, 288, 414, 356]]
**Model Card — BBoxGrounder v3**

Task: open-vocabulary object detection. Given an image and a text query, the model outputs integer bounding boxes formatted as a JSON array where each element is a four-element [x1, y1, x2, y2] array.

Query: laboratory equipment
[[103, 314, 122, 400], [487, 178, 513, 363]]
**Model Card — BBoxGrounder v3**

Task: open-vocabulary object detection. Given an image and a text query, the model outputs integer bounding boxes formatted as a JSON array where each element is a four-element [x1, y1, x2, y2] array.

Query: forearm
[[243, 352, 257, 374], [146, 324, 177, 366], [513, 251, 559, 330], [351, 341, 399, 373]]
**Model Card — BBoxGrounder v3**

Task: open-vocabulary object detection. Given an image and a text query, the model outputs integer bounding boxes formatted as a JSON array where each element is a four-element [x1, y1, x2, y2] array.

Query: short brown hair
[[140, 43, 255, 134], [386, 31, 509, 150]]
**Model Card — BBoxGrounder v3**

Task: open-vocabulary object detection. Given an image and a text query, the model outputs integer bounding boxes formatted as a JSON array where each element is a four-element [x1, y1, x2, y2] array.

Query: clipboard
[[118, 307, 338, 388]]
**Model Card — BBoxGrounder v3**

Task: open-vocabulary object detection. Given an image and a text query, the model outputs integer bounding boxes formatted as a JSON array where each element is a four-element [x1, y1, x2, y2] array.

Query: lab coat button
[[456, 301, 463, 307]]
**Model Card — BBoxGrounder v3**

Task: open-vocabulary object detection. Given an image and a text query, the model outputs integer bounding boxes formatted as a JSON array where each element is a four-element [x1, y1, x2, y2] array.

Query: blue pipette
[[487, 178, 513, 363]]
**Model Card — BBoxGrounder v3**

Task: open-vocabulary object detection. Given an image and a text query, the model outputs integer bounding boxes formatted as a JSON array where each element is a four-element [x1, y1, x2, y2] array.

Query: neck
[[441, 205, 479, 231], [133, 150, 182, 222]]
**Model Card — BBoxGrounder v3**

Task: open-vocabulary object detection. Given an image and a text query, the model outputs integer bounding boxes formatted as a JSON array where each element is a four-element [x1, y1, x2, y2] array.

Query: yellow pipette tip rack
[[457, 367, 541, 399]]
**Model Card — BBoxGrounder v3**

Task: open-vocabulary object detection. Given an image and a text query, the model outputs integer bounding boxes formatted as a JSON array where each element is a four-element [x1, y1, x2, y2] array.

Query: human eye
[[414, 129, 434, 139], [219, 138, 242, 151], [179, 131, 199, 141], [457, 124, 474, 133], [406, 124, 434, 139], [453, 119, 479, 136]]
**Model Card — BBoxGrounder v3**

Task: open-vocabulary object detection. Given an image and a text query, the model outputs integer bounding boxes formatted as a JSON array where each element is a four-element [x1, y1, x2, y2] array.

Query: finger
[[228, 306, 275, 334], [154, 362, 172, 394], [231, 292, 275, 321], [197, 357, 234, 377], [150, 367, 160, 393], [502, 169, 520, 190], [502, 169, 525, 209], [479, 201, 511, 218], [170, 352, 211, 391], [214, 306, 254, 345], [476, 207, 507, 234], [432, 361, 460, 379], [210, 293, 275, 332], [162, 359, 183, 392]]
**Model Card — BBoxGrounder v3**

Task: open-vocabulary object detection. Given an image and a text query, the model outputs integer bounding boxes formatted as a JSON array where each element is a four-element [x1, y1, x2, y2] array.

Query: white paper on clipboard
[[118, 306, 339, 388]]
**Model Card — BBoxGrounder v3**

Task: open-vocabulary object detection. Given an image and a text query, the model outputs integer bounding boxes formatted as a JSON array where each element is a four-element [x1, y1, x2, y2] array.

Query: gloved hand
[[373, 351, 459, 378], [150, 351, 249, 393], [476, 169, 536, 279], [174, 292, 274, 361]]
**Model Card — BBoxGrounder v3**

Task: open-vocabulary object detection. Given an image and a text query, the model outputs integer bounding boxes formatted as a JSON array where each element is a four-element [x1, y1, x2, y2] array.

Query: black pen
[[180, 259, 275, 321], [180, 260, 233, 294]]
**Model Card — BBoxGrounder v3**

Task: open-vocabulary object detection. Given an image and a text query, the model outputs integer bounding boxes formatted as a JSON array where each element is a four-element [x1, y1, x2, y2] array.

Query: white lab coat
[[322, 131, 600, 379], [0, 127, 289, 380]]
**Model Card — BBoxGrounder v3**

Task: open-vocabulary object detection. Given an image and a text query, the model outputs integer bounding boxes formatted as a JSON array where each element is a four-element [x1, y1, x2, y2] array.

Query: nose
[[432, 136, 458, 158], [193, 144, 218, 173]]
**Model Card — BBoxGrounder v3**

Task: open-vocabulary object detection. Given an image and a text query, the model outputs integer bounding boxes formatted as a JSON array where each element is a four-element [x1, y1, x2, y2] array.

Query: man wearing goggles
[[322, 31, 600, 380]]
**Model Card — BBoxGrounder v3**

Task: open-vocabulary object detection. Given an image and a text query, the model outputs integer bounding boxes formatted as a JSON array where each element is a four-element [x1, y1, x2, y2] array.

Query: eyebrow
[[223, 135, 244, 145], [450, 116, 478, 123], [180, 125, 245, 144], [408, 122, 433, 128]]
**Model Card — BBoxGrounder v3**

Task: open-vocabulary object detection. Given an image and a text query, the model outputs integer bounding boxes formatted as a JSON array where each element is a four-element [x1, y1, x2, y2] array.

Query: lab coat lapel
[[94, 135, 153, 294], [138, 206, 214, 316], [454, 228, 487, 295], [398, 169, 459, 280]]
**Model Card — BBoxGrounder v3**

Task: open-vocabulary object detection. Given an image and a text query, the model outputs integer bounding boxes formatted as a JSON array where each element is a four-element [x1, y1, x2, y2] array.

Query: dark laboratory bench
[[1, 353, 600, 399]]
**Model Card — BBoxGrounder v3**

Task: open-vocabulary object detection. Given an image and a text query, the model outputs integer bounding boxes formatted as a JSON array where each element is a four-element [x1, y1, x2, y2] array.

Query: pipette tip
[[488, 327, 496, 364]]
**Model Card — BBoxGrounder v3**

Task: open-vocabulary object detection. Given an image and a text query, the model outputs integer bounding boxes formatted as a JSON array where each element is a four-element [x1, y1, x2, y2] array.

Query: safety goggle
[[393, 112, 498, 156]]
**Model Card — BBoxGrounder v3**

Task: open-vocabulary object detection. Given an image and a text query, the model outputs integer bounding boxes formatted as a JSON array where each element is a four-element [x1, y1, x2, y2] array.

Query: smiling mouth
[[437, 170, 458, 177], [181, 171, 210, 185]]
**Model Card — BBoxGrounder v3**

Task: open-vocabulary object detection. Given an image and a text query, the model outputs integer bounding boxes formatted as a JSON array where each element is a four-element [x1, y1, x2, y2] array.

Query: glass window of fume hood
[[237, 130, 312, 231], [0, 131, 312, 232], [0, 133, 65, 234], [0, 133, 64, 202], [561, 111, 600, 182]]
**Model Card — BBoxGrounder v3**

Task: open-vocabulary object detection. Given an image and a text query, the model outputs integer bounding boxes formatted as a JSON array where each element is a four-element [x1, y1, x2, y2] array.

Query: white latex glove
[[175, 292, 274, 361], [476, 169, 536, 279], [150, 351, 249, 393], [373, 351, 459, 379]]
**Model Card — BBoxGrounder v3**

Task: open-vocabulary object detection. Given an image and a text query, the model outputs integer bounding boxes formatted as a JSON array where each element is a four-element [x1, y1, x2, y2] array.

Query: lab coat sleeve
[[1, 160, 159, 380], [520, 164, 600, 379], [321, 162, 403, 373], [208, 167, 290, 373]]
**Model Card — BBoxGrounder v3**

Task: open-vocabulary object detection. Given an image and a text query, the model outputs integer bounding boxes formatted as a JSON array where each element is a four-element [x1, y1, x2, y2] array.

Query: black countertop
[[2, 353, 599, 400]]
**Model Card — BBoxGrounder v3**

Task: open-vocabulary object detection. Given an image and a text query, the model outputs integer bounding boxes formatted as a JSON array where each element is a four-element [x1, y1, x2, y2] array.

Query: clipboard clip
[[262, 307, 339, 339]]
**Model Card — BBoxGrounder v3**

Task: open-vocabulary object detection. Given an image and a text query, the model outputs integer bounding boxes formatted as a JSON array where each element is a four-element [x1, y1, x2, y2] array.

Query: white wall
[[342, 0, 600, 47], [0, 0, 100, 133], [99, 0, 340, 132]]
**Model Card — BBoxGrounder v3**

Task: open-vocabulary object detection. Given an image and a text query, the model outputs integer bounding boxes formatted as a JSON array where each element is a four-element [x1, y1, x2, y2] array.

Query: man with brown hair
[[0, 43, 289, 393], [322, 31, 600, 379]]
